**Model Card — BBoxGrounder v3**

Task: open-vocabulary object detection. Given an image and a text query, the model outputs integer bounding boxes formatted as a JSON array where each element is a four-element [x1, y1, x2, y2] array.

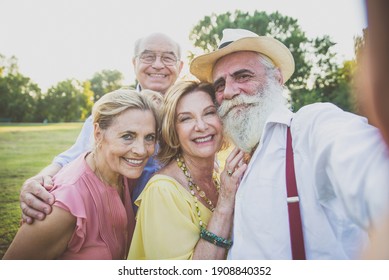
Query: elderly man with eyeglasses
[[19, 33, 183, 224], [133, 33, 183, 94]]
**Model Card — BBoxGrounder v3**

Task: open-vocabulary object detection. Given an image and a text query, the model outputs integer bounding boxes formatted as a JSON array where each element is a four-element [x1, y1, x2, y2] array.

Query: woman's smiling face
[[96, 108, 157, 180], [175, 90, 223, 160]]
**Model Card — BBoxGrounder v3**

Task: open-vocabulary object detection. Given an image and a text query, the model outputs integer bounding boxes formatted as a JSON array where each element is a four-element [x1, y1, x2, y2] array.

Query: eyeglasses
[[137, 51, 178, 66]]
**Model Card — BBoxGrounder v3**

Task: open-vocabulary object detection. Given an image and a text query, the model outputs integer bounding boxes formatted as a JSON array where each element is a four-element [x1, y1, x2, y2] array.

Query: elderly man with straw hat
[[190, 29, 389, 259]]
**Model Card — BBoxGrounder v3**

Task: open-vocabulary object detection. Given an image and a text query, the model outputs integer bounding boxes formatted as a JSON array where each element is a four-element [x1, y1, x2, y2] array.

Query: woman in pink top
[[3, 89, 162, 259]]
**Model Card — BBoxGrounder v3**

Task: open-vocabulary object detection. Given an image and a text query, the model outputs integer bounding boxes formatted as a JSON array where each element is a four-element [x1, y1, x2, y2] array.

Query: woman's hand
[[218, 147, 247, 210]]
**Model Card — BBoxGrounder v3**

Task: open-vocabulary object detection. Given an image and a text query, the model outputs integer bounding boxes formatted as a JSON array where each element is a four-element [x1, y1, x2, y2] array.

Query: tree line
[[0, 57, 124, 122], [1, 10, 364, 123]]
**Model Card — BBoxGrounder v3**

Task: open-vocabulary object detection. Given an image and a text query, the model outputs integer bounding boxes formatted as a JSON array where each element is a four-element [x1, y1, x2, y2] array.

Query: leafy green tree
[[190, 10, 355, 112], [0, 54, 41, 122], [37, 79, 95, 122], [33, 91, 49, 122], [43, 79, 86, 122], [89, 69, 124, 101], [293, 36, 357, 112], [0, 55, 125, 122], [349, 29, 368, 115], [354, 28, 367, 60], [79, 81, 94, 120], [0, 54, 19, 77]]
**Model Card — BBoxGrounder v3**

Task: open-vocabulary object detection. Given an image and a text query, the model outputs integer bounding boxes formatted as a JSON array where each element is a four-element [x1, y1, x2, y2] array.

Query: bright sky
[[0, 0, 367, 91]]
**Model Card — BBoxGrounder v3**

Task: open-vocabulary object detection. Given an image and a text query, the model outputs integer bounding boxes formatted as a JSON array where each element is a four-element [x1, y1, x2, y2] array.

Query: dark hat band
[[218, 41, 233, 49]]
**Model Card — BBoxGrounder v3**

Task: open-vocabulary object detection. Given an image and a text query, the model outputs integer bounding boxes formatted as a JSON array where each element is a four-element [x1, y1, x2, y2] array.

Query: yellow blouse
[[128, 174, 212, 260]]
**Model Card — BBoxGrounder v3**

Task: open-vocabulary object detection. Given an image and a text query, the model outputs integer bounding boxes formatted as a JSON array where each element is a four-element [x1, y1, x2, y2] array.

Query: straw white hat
[[190, 28, 295, 83]]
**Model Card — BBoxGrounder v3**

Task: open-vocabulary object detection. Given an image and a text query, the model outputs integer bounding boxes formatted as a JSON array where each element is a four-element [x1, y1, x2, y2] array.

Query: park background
[[0, 0, 367, 258]]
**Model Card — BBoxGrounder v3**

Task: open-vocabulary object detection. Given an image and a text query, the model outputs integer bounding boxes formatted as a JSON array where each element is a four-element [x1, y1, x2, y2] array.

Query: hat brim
[[190, 36, 295, 83]]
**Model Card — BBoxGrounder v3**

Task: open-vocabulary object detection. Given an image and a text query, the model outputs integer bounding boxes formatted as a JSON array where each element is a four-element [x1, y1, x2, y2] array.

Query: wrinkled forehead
[[212, 51, 262, 82], [139, 36, 179, 56]]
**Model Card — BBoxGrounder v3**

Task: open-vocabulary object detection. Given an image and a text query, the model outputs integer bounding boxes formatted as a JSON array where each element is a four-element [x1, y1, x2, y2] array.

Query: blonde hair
[[157, 80, 228, 165], [92, 88, 162, 147]]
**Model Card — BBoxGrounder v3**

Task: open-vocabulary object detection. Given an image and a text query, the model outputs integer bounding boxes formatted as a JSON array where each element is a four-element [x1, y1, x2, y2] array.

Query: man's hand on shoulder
[[20, 174, 55, 224]]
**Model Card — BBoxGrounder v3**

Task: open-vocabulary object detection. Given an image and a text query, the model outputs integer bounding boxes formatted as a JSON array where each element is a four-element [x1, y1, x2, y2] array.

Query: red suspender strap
[[286, 126, 306, 260]]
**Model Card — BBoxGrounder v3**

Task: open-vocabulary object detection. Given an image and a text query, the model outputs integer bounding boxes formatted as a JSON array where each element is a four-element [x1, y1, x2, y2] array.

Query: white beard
[[218, 78, 286, 153]]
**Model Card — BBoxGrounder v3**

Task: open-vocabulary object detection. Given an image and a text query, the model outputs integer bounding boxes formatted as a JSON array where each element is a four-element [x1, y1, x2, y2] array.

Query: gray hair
[[257, 53, 279, 77], [133, 33, 181, 59]]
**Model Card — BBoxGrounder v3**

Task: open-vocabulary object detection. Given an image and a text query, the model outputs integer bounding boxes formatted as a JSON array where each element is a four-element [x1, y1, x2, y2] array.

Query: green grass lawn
[[0, 122, 83, 258]]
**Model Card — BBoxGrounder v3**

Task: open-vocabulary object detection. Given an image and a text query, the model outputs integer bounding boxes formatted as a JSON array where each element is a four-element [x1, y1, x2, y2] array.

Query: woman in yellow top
[[128, 81, 247, 259]]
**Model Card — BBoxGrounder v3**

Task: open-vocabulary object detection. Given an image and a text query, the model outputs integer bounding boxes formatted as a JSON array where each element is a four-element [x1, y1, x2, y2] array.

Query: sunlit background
[[0, 0, 366, 91]]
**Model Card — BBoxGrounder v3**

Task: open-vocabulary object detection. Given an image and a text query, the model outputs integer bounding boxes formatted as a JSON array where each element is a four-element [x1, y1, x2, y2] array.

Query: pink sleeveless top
[[51, 153, 135, 259]]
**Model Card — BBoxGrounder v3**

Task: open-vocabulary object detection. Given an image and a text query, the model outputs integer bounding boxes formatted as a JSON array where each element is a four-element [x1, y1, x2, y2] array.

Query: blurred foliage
[[89, 69, 124, 101], [42, 79, 87, 122], [0, 55, 42, 122], [0, 54, 124, 122]]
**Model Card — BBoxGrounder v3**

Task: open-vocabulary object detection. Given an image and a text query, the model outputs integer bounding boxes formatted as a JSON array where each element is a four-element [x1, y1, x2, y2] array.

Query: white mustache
[[218, 96, 260, 118]]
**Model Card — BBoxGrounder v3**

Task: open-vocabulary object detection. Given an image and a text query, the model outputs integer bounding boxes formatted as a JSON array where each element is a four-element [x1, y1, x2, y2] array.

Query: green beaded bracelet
[[200, 227, 233, 249]]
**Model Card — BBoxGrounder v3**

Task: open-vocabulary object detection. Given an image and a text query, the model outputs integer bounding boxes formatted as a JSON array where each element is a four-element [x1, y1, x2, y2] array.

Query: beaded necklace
[[176, 155, 220, 228]]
